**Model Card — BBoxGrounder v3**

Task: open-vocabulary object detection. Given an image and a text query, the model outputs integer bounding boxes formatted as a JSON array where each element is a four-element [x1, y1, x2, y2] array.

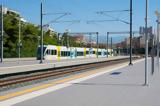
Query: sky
[[0, 0, 159, 42]]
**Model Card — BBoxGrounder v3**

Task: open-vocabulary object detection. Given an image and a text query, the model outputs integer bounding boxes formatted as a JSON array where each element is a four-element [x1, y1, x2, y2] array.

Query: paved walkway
[[0, 56, 120, 67], [0, 56, 130, 75], [1, 58, 159, 106]]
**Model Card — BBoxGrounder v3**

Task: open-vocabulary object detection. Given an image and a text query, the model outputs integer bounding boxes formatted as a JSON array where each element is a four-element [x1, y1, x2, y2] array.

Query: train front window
[[37, 47, 46, 56]]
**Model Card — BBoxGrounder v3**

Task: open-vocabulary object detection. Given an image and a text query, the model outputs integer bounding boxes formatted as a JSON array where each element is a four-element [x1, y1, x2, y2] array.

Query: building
[[1, 6, 20, 15], [1, 6, 27, 23], [73, 35, 87, 44]]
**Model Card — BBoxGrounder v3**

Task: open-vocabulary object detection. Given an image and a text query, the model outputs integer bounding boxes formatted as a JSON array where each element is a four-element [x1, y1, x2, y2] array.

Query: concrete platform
[[0, 56, 130, 75], [1, 58, 160, 106]]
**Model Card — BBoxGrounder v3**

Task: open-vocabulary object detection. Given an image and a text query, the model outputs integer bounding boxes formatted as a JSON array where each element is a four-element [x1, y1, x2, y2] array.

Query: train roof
[[40, 45, 109, 50]]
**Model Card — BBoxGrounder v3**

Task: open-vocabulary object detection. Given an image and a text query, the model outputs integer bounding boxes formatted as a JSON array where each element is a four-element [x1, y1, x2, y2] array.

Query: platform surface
[[1, 58, 160, 106], [0, 56, 130, 75]]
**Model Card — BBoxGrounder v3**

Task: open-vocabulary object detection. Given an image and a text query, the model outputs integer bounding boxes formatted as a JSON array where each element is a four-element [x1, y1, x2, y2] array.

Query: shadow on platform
[[71, 82, 143, 87]]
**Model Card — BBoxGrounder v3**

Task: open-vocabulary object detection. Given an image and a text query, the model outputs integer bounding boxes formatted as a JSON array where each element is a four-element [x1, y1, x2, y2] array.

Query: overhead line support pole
[[129, 0, 133, 65], [96, 32, 99, 58], [111, 37, 113, 56], [144, 0, 149, 86], [40, 1, 43, 64], [107, 32, 109, 58], [0, 5, 3, 63]]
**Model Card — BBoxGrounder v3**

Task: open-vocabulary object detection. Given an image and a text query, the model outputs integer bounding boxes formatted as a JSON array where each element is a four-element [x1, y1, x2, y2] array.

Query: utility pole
[[107, 32, 109, 58], [58, 33, 60, 46], [155, 10, 160, 70], [144, 0, 149, 86], [18, 17, 21, 63], [89, 34, 92, 48], [40, 1, 43, 64], [129, 0, 133, 65], [111, 37, 113, 56], [96, 32, 99, 58], [0, 5, 3, 63]]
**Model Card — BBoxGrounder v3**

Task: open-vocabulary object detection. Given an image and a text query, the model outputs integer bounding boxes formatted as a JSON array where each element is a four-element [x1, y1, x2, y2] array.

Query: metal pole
[[67, 32, 69, 57], [144, 0, 149, 86], [129, 0, 133, 65], [133, 33, 134, 55], [0, 5, 3, 63], [58, 33, 60, 46], [151, 34, 155, 75], [96, 32, 99, 58], [156, 14, 160, 70], [40, 1, 43, 64], [89, 34, 92, 49], [107, 32, 109, 58], [18, 17, 21, 63], [111, 37, 113, 56]]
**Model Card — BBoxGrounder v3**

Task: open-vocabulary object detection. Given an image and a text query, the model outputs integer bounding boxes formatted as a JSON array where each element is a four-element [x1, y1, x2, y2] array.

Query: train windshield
[[37, 47, 47, 59]]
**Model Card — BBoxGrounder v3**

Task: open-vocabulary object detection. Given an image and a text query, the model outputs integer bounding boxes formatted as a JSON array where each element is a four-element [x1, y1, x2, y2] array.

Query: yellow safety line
[[0, 58, 139, 102], [0, 65, 112, 101]]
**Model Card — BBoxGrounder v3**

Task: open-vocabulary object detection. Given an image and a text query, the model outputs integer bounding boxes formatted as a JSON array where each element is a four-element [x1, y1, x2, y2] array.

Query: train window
[[68, 51, 70, 56], [61, 51, 64, 57], [51, 50, 53, 55], [93, 51, 95, 54], [46, 50, 49, 55], [86, 51, 89, 54], [98, 52, 101, 55], [61, 51, 69, 57], [77, 52, 84, 56], [51, 50, 57, 55]]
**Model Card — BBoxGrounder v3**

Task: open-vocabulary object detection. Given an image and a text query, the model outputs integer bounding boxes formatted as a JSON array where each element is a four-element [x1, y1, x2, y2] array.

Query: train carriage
[[37, 45, 112, 60]]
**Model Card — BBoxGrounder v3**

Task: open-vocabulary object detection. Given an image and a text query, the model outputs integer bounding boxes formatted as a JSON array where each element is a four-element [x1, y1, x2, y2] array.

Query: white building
[[1, 6, 20, 15]]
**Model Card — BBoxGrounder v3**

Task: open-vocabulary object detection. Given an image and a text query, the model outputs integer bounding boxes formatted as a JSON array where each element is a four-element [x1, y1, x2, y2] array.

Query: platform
[[1, 58, 160, 106], [0, 56, 131, 75]]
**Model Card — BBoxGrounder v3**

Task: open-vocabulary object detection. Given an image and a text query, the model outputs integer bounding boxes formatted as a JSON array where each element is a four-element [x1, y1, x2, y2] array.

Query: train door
[[70, 48, 76, 59], [89, 48, 93, 57]]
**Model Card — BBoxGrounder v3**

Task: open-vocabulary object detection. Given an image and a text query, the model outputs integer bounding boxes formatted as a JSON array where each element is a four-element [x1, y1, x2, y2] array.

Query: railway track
[[0, 57, 140, 90]]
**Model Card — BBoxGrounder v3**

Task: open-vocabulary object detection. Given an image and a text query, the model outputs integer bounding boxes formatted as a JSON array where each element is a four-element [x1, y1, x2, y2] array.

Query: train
[[37, 45, 113, 60]]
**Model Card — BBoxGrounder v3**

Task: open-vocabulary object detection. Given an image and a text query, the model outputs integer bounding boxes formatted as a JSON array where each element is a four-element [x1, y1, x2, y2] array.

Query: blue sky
[[0, 0, 159, 42]]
